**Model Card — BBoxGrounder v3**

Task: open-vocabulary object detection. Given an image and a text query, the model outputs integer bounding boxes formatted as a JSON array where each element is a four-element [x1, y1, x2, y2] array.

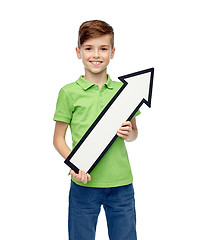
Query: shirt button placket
[[100, 90, 103, 109]]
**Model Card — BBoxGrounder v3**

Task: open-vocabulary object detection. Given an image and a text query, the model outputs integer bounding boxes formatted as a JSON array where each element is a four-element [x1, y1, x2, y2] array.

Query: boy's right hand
[[70, 169, 91, 184]]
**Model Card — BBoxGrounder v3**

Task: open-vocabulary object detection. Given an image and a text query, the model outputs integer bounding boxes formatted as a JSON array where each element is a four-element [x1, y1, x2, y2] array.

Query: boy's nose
[[93, 49, 99, 58]]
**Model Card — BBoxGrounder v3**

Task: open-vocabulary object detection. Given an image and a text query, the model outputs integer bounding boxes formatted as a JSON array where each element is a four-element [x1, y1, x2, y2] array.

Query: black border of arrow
[[64, 68, 154, 173]]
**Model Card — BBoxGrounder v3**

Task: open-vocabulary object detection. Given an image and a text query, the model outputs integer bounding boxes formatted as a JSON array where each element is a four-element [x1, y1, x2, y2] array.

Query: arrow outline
[[64, 67, 154, 173]]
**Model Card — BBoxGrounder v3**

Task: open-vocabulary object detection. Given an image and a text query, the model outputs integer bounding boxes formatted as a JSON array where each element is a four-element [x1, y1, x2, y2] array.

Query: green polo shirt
[[53, 74, 140, 187]]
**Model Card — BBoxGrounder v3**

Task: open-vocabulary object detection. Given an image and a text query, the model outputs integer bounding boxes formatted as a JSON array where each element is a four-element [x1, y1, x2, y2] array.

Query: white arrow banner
[[64, 68, 154, 173]]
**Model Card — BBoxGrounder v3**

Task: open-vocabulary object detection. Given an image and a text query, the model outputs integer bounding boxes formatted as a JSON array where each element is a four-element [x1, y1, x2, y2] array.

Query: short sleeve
[[133, 109, 141, 118], [53, 88, 73, 124]]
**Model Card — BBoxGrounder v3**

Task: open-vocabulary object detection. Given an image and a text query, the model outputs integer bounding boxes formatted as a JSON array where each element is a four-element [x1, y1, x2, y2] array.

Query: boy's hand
[[70, 169, 91, 184], [117, 121, 133, 140]]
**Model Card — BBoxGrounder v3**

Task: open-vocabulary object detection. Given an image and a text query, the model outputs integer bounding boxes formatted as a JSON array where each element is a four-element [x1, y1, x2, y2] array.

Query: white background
[[0, 0, 206, 239]]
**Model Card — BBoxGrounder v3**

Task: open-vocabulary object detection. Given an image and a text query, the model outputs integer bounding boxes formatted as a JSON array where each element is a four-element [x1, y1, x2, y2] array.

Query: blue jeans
[[68, 180, 137, 240]]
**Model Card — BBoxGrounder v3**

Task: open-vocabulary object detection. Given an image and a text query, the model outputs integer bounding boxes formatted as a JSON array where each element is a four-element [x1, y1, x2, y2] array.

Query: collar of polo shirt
[[76, 74, 114, 91]]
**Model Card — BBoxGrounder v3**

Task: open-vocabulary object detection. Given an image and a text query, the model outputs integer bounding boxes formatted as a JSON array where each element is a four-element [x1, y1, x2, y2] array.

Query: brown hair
[[78, 20, 114, 48]]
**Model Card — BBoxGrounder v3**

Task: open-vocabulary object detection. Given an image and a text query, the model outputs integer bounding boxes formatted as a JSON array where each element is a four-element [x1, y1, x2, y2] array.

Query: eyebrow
[[82, 44, 110, 47]]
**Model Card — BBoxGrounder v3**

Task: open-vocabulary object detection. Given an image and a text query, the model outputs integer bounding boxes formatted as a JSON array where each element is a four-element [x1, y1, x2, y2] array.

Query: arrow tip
[[119, 68, 154, 108]]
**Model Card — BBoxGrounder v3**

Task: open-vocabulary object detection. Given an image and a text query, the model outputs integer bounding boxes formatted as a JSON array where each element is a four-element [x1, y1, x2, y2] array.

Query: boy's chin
[[86, 68, 106, 75]]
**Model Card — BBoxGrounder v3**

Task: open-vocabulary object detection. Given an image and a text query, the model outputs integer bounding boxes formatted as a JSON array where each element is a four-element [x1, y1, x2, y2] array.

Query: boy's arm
[[53, 121, 91, 184], [53, 121, 72, 159], [117, 117, 138, 142]]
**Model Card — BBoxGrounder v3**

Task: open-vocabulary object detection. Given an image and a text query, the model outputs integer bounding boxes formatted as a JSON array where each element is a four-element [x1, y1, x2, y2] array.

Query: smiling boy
[[53, 20, 140, 240]]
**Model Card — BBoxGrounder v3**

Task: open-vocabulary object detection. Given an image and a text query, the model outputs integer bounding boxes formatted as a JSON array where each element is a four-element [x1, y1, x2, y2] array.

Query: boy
[[53, 20, 140, 240]]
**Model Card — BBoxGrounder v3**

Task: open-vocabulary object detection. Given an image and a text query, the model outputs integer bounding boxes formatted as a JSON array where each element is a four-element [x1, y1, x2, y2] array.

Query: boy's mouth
[[90, 61, 102, 66]]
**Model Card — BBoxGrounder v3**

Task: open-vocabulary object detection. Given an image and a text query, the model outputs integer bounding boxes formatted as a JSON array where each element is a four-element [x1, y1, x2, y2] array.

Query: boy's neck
[[84, 69, 108, 89]]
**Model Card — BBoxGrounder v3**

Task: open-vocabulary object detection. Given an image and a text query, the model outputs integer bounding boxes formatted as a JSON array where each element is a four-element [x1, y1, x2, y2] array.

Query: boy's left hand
[[117, 121, 132, 140]]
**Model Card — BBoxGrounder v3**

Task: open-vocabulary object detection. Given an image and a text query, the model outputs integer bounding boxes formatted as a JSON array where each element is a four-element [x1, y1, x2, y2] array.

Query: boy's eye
[[101, 48, 107, 51], [85, 47, 91, 51]]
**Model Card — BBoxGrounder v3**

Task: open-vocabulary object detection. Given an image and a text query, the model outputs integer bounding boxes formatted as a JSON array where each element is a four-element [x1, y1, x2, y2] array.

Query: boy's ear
[[110, 47, 115, 59], [76, 47, 82, 59]]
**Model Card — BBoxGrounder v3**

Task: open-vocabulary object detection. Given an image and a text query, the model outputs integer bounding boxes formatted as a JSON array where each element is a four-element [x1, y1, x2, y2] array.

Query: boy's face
[[76, 34, 115, 76]]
